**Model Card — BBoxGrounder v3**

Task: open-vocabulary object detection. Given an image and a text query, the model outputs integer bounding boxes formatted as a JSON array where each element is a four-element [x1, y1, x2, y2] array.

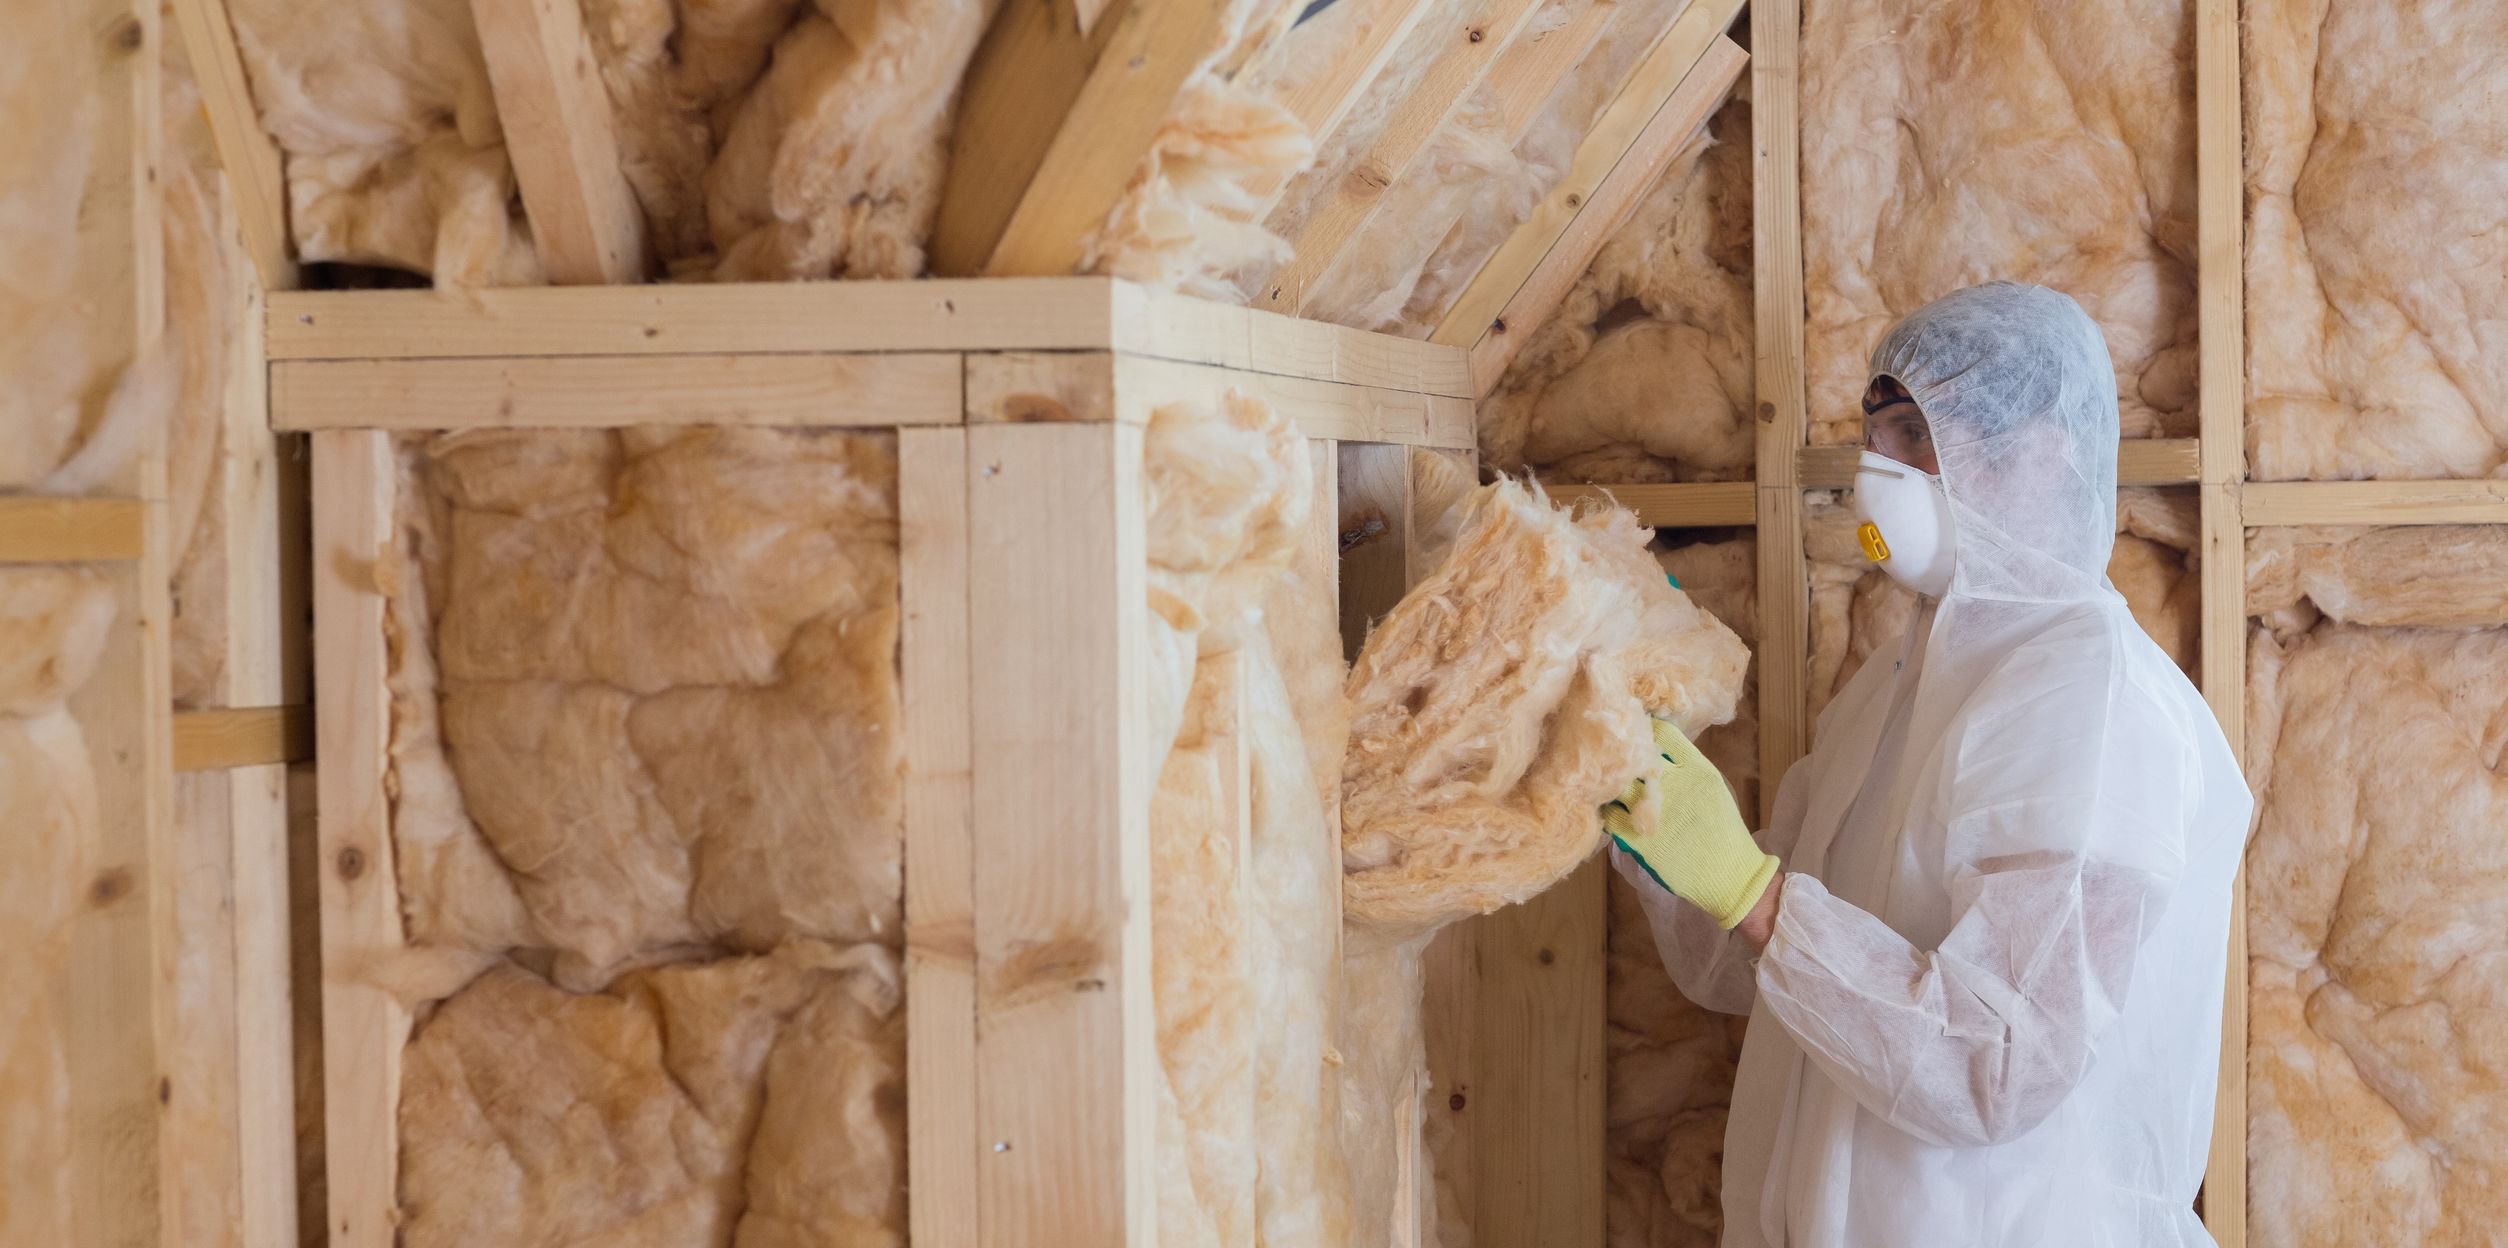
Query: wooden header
[[265, 278, 1470, 396]]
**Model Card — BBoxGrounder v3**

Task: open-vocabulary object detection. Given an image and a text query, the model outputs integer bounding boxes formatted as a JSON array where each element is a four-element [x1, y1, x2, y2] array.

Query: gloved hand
[[1603, 719, 1779, 930]]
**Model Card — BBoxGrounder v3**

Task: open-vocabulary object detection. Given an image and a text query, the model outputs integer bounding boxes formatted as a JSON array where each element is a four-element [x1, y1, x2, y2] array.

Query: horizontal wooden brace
[[0, 496, 147, 561], [1797, 438, 2203, 489], [2241, 479, 2508, 527], [1544, 481, 1754, 527], [1552, 439, 2210, 529], [1113, 354, 1476, 450], [265, 278, 1475, 399], [173, 705, 313, 771], [271, 354, 965, 431]]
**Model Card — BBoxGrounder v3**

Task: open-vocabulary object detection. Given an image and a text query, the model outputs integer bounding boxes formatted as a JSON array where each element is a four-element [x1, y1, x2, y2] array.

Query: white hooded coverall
[[1621, 283, 2252, 1247]]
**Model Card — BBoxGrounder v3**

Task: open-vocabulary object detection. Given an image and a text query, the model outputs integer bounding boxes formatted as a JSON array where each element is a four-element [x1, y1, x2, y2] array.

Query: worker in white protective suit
[[1606, 282, 2252, 1247]]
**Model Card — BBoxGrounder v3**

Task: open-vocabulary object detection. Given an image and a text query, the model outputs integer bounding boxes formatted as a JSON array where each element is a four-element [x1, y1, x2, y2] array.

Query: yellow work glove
[[1602, 719, 1779, 930]]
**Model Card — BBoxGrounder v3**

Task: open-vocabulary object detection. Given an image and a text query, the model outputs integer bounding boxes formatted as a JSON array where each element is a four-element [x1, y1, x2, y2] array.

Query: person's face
[[1862, 376, 1939, 474]]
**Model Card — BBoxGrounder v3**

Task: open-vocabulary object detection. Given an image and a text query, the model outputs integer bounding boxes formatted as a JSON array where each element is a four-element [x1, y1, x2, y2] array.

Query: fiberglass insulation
[[226, 0, 989, 281], [382, 426, 907, 1240], [2244, 0, 2508, 481], [2245, 527, 2508, 1247], [1340, 462, 1749, 1248], [1799, 0, 2199, 447]]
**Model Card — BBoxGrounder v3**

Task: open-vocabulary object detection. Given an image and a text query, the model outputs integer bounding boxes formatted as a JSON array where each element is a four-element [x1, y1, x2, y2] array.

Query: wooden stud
[[1749, 0, 1809, 829], [270, 353, 964, 431], [467, 0, 645, 284], [931, 0, 1234, 278], [1251, 0, 1552, 316], [2193, 0, 2246, 1236], [311, 430, 404, 1248], [2240, 479, 2508, 526], [1115, 355, 1476, 449], [167, 0, 294, 288], [1469, 858, 1608, 1245], [1434, 0, 1745, 339], [966, 421, 1155, 1246], [56, 0, 177, 1240], [901, 426, 979, 1248], [0, 496, 147, 561], [172, 705, 313, 771]]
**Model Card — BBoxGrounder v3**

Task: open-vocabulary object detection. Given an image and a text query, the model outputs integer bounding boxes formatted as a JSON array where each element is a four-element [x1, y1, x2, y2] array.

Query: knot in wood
[[89, 867, 133, 906], [337, 846, 368, 882]]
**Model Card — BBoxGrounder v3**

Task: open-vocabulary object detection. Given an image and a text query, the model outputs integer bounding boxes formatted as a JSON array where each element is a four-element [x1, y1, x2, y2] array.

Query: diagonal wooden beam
[[1231, 0, 1444, 220], [168, 0, 295, 288], [929, 0, 1235, 278], [469, 0, 645, 284], [1439, 32, 1747, 394], [1477, 0, 1632, 142], [1249, 0, 1552, 315]]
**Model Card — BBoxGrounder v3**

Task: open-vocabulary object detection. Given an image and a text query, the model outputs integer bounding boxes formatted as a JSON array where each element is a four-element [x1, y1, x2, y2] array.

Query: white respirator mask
[[1851, 450, 1956, 597]]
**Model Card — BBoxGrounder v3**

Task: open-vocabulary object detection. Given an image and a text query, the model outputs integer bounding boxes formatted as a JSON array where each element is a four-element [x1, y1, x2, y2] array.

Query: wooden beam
[[0, 496, 146, 561], [167, 0, 294, 288], [1470, 859, 1607, 1245], [900, 426, 979, 1248], [467, 0, 645, 283], [1115, 354, 1476, 449], [1251, 0, 1552, 316], [267, 279, 1120, 360], [1114, 283, 1475, 397], [2193, 0, 2246, 1238], [1434, 1, 1745, 350], [2241, 479, 2508, 527], [173, 705, 313, 771], [270, 353, 963, 431], [1478, 0, 1632, 139], [1233, 0, 1443, 225], [931, 0, 1234, 278], [1796, 438, 2204, 489], [1545, 480, 1755, 527], [966, 352, 1118, 425], [1433, 3, 1747, 357], [60, 0, 177, 1240], [966, 421, 1155, 1246], [1749, 0, 1808, 829], [311, 430, 405, 1248]]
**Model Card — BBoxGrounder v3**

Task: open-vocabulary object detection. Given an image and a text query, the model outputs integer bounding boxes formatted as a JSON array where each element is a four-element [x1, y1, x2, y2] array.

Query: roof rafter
[[168, 0, 296, 288], [468, 0, 647, 284]]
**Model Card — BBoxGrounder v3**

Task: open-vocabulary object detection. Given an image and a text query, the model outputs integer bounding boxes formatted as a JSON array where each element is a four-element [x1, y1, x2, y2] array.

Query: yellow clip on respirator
[[1850, 450, 1956, 597]]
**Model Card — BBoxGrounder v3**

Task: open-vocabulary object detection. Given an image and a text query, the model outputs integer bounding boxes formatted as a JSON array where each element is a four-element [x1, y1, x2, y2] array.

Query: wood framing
[[1471, 858, 1607, 1245], [1436, 19, 1749, 394], [1251, 0, 1551, 316], [1749, 0, 1810, 828], [168, 0, 293, 287], [1547, 480, 1757, 527], [468, 0, 645, 283], [2241, 479, 2508, 526], [2193, 0, 2247, 1238], [172, 705, 313, 771], [311, 430, 403, 1248], [930, 0, 1232, 278], [0, 496, 146, 560], [1799, 438, 2204, 490], [1235, 0, 1444, 220], [270, 353, 965, 431]]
